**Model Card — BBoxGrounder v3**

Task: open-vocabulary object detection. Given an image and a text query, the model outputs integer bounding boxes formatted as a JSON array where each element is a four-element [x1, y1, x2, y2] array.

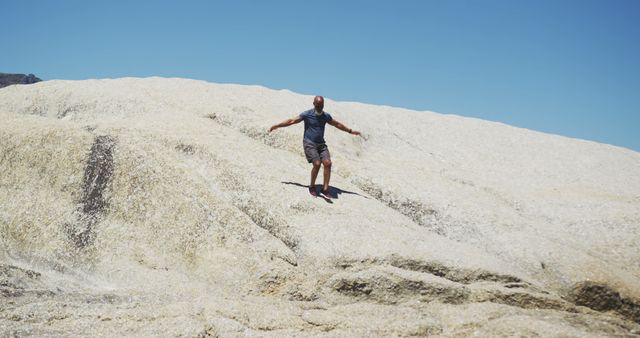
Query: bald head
[[313, 96, 324, 112]]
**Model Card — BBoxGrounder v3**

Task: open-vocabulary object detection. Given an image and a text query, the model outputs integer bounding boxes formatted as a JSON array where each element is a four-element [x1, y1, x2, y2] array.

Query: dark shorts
[[303, 140, 331, 163]]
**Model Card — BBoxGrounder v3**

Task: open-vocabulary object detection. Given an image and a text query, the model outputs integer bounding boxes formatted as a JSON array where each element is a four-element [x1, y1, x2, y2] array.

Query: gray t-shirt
[[299, 109, 333, 144]]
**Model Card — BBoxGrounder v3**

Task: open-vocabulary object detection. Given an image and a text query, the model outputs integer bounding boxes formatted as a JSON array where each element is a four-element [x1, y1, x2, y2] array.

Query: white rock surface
[[0, 77, 639, 336]]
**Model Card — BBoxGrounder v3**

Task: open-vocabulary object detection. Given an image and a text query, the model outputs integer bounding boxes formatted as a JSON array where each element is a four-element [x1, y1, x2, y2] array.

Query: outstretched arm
[[269, 116, 303, 132], [328, 119, 361, 136]]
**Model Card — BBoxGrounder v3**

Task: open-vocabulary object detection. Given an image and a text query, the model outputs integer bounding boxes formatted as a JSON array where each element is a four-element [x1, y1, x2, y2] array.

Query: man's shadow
[[281, 181, 368, 203]]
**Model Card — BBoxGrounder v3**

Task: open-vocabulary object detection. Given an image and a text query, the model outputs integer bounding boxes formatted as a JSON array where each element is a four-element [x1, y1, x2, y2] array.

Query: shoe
[[308, 186, 318, 197], [321, 189, 335, 199]]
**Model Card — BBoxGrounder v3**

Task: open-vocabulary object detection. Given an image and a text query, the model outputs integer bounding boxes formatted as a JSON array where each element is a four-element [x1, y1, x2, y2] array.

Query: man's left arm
[[328, 119, 361, 136]]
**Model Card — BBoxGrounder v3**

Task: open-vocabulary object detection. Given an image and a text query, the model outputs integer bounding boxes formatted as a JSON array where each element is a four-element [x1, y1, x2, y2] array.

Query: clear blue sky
[[3, 0, 639, 151]]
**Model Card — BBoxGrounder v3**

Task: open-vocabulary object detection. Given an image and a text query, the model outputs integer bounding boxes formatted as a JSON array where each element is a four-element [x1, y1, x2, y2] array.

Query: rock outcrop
[[0, 77, 638, 336]]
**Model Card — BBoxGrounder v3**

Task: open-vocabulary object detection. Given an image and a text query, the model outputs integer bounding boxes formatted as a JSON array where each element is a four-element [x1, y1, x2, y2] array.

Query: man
[[269, 96, 361, 199]]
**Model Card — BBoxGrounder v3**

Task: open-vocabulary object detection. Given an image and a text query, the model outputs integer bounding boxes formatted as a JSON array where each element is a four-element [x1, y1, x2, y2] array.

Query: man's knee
[[322, 159, 332, 168], [312, 160, 322, 169]]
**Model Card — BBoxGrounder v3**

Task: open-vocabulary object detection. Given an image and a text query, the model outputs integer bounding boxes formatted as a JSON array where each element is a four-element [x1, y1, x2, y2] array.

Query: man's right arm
[[269, 116, 303, 132]]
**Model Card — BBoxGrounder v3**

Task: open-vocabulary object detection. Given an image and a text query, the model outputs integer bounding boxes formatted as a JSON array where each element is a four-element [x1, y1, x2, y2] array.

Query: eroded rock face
[[569, 281, 640, 324], [0, 77, 639, 336]]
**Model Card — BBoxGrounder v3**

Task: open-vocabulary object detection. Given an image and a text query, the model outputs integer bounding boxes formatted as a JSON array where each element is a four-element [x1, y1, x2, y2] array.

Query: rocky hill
[[0, 72, 42, 88], [0, 77, 639, 336]]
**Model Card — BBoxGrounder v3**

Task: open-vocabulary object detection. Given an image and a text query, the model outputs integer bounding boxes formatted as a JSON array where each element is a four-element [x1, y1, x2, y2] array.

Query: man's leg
[[310, 160, 321, 188], [322, 159, 332, 192]]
